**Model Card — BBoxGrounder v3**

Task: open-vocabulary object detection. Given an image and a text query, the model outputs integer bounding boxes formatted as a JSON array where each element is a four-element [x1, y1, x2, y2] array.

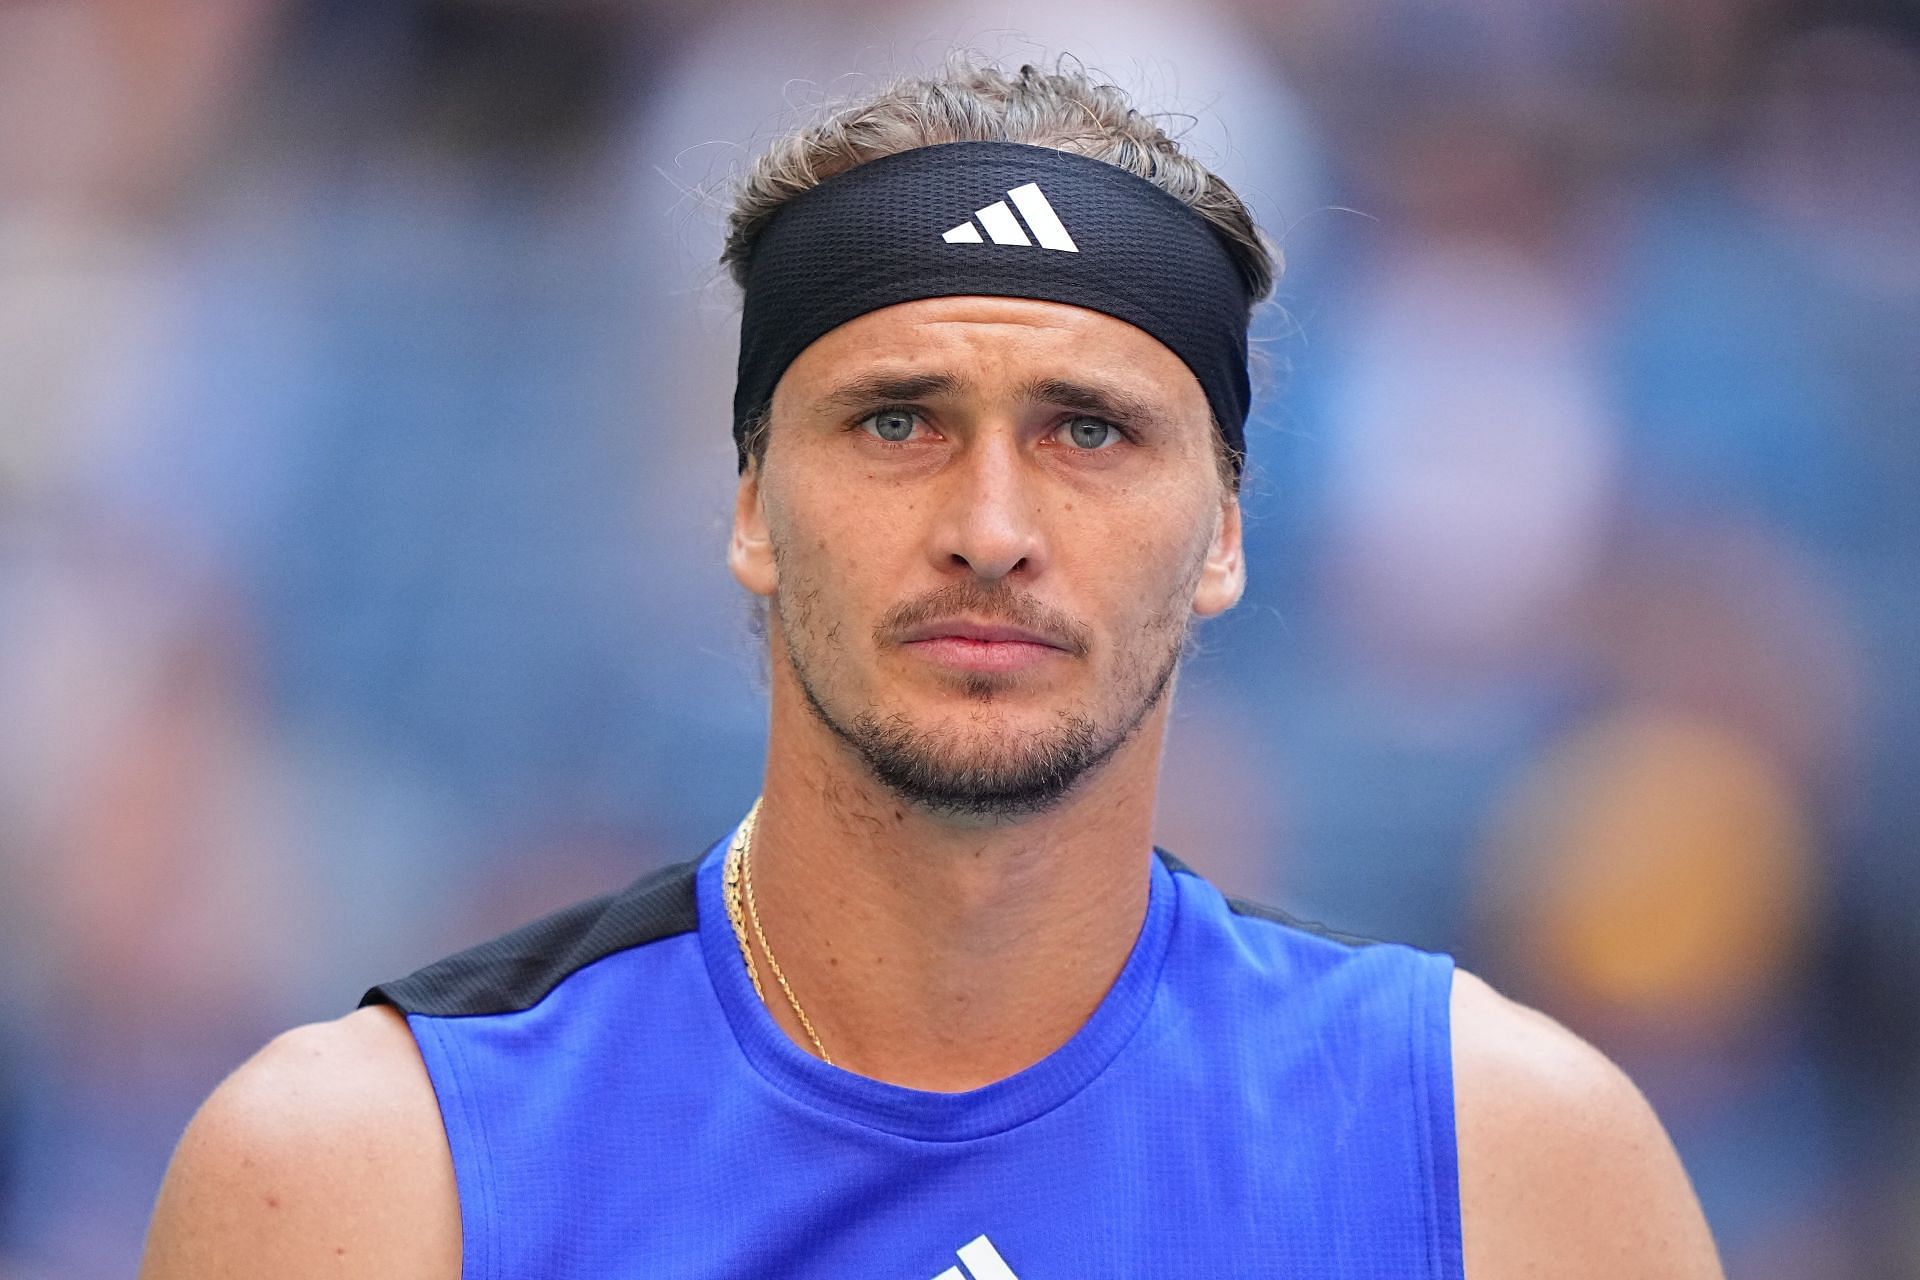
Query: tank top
[[361, 834, 1465, 1279]]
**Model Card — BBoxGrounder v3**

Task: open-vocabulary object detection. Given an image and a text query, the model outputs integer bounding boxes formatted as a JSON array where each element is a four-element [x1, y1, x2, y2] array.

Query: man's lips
[[895, 618, 1077, 673], [896, 619, 1071, 648]]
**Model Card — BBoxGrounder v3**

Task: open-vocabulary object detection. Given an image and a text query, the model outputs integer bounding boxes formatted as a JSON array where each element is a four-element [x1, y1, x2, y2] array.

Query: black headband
[[732, 140, 1255, 473]]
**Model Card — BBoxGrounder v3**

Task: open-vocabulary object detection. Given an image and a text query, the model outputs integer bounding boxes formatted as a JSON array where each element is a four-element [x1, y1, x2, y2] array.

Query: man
[[140, 58, 1723, 1278]]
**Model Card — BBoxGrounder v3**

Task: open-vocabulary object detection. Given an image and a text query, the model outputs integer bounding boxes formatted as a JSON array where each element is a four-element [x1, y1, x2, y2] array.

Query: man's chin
[[861, 700, 1088, 753], [785, 644, 1140, 820], [836, 705, 1115, 821]]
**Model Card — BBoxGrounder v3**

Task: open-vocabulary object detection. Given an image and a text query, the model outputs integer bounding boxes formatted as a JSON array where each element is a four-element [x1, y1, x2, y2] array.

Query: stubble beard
[[774, 576, 1191, 822]]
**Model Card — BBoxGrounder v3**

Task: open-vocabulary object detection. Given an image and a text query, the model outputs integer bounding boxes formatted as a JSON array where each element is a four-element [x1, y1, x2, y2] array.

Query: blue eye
[[864, 409, 918, 442], [1062, 417, 1119, 450]]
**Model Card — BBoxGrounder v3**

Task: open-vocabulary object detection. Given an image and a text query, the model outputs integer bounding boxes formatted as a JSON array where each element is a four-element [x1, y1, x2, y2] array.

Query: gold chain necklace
[[721, 797, 833, 1065]]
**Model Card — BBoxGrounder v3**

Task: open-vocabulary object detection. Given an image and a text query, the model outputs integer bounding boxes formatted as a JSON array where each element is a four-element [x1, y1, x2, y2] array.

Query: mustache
[[875, 581, 1093, 657]]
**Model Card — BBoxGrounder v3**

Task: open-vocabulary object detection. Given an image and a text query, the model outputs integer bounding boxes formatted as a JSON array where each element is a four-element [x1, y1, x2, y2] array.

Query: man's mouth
[[895, 618, 1075, 674]]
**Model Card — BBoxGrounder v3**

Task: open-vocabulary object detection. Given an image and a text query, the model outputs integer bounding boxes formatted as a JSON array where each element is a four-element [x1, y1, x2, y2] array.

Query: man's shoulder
[[190, 1006, 441, 1156], [363, 854, 704, 1018], [1449, 969, 1724, 1279], [140, 1006, 459, 1279], [143, 852, 714, 1278]]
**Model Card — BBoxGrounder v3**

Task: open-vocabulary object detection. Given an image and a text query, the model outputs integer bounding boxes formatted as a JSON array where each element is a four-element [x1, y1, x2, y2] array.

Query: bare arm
[[1452, 969, 1724, 1279], [140, 1004, 461, 1280]]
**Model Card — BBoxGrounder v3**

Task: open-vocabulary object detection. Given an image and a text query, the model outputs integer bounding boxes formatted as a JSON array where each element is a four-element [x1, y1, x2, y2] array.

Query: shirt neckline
[[694, 827, 1178, 1143]]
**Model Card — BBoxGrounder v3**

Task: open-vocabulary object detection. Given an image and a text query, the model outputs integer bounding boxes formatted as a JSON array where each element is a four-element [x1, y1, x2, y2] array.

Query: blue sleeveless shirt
[[362, 838, 1464, 1279]]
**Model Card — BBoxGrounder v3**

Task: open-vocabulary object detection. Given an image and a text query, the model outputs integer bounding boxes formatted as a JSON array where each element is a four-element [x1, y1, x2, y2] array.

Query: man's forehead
[[786, 298, 1208, 422], [814, 294, 1168, 350]]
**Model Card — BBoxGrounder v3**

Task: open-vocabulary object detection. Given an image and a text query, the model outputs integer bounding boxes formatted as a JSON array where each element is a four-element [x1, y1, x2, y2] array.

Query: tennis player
[[141, 58, 1723, 1279]]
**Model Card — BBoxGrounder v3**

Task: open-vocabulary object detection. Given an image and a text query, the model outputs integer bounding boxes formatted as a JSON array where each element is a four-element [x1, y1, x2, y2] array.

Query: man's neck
[[742, 696, 1168, 1091]]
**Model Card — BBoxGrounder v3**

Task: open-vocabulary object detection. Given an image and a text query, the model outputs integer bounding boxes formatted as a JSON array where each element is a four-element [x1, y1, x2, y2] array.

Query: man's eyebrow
[[814, 370, 1170, 428], [1018, 376, 1168, 428], [817, 371, 972, 410]]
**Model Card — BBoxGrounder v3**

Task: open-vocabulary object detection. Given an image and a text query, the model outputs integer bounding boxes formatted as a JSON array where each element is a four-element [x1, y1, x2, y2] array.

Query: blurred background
[[1, 0, 1915, 1274]]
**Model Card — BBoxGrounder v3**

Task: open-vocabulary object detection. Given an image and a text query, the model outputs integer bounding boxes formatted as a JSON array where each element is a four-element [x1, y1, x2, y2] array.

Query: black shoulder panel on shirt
[[1220, 894, 1381, 949], [359, 856, 702, 1018], [1154, 847, 1380, 949]]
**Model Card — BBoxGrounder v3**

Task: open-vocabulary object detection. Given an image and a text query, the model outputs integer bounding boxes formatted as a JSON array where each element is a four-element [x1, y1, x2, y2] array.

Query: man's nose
[[927, 431, 1046, 581]]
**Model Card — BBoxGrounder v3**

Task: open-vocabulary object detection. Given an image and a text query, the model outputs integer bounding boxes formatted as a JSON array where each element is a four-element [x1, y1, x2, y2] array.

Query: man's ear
[[728, 464, 778, 597], [1191, 494, 1245, 618]]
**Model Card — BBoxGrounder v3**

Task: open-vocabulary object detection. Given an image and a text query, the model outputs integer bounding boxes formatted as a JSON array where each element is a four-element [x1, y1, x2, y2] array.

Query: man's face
[[730, 296, 1244, 819]]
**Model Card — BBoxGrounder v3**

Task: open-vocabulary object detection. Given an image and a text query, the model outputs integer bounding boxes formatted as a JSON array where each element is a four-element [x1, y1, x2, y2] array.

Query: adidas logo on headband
[[941, 182, 1080, 252]]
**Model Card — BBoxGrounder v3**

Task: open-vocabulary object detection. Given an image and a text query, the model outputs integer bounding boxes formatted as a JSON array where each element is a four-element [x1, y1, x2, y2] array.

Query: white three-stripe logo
[[942, 183, 1079, 252], [929, 1233, 1020, 1280]]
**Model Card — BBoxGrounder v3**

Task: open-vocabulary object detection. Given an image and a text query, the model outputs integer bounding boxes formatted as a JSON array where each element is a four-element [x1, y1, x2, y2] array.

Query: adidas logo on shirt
[[942, 183, 1079, 252], [929, 1233, 1020, 1280]]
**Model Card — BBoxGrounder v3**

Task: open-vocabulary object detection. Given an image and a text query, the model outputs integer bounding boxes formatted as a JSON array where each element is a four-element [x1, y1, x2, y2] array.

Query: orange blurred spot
[[1493, 706, 1813, 1033]]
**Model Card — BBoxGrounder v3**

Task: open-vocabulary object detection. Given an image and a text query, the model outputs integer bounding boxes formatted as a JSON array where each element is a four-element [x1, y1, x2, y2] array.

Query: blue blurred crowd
[[0, 1, 1915, 1275]]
